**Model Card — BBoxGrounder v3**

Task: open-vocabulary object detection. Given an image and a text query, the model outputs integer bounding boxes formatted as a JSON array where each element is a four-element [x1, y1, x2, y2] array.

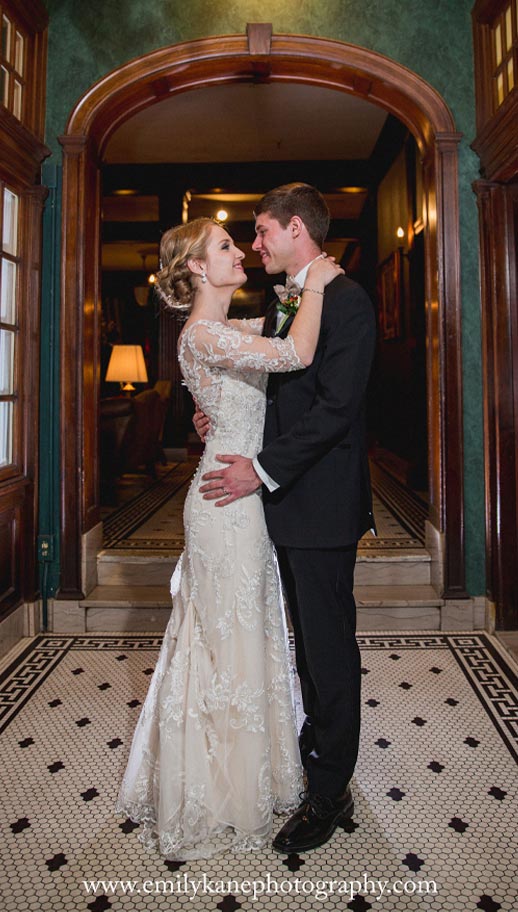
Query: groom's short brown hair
[[254, 183, 330, 248]]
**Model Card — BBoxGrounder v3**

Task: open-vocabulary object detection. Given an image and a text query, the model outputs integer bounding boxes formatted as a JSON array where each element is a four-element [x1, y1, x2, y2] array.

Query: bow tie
[[273, 277, 302, 304]]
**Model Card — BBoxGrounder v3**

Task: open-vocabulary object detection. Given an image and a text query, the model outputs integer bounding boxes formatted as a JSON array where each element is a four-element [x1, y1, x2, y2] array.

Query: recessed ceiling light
[[113, 188, 138, 196]]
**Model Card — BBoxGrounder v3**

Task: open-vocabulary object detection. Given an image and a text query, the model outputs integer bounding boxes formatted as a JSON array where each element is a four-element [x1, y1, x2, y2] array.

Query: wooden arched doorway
[[58, 29, 466, 600]]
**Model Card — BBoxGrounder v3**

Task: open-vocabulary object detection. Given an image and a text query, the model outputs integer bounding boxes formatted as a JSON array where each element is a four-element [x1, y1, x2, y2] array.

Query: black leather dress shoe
[[272, 787, 354, 853]]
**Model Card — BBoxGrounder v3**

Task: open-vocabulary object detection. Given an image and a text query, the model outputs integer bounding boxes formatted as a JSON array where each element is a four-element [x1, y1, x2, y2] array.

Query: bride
[[116, 217, 343, 859]]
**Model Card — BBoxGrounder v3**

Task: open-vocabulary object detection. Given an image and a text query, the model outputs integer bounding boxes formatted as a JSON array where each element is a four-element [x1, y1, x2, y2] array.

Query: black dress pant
[[275, 544, 360, 799]]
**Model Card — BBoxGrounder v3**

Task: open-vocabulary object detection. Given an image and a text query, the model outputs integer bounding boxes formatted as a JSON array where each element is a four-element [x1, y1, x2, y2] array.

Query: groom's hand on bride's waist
[[200, 455, 261, 505]]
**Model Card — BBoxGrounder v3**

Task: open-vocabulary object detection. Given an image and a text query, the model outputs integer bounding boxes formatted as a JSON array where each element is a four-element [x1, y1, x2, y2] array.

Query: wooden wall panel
[[0, 491, 23, 615], [0, 516, 15, 603], [472, 0, 518, 628]]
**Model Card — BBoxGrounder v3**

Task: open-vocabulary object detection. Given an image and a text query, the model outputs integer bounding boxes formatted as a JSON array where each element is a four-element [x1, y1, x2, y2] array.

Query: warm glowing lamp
[[396, 226, 405, 239], [216, 209, 228, 222], [105, 344, 148, 393]]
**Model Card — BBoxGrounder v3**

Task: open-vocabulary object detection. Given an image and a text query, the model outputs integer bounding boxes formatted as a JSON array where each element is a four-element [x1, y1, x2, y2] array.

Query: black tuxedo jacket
[[258, 274, 376, 548]]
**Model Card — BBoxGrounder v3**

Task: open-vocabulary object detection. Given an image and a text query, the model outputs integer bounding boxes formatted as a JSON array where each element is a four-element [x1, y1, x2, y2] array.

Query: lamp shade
[[105, 345, 148, 388]]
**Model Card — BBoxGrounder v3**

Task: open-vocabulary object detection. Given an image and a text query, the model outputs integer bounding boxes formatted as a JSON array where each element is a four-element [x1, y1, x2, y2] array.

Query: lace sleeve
[[183, 320, 304, 373], [228, 317, 264, 336]]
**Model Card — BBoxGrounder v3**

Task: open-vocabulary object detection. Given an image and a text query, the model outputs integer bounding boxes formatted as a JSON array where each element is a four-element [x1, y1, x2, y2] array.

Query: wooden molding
[[65, 35, 456, 156], [6, 0, 48, 32], [435, 131, 467, 597], [58, 32, 465, 598], [472, 0, 509, 24], [0, 109, 50, 185], [472, 94, 518, 180]]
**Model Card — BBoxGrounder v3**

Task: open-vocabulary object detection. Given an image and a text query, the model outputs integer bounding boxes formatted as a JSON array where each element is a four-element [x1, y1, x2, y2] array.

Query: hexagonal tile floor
[[0, 632, 516, 911]]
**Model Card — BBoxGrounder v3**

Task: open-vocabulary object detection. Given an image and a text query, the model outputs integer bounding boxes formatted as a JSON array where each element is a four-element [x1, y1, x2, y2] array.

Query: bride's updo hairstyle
[[156, 217, 216, 312]]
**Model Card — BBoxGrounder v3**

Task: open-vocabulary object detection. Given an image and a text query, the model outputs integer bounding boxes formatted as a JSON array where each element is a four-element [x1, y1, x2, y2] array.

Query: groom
[[199, 183, 376, 852]]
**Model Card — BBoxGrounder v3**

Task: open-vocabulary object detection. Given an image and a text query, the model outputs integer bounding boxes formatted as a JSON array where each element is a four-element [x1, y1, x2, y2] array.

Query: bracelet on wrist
[[302, 287, 325, 296]]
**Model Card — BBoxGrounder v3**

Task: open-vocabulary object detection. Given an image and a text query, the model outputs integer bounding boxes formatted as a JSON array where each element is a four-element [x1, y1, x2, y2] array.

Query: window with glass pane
[[0, 183, 19, 470], [0, 400, 13, 467], [492, 2, 518, 110], [0, 7, 25, 122]]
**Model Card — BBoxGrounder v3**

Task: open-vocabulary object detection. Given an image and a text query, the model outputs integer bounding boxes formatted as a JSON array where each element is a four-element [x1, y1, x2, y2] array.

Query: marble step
[[355, 584, 443, 630], [82, 583, 443, 632], [82, 584, 173, 608], [355, 552, 430, 585], [81, 585, 172, 633], [354, 584, 442, 607], [97, 549, 431, 587], [97, 551, 180, 586]]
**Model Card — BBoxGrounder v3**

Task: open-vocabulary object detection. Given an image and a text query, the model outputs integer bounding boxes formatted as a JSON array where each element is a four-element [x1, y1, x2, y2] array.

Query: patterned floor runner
[[102, 459, 198, 549], [101, 458, 426, 554]]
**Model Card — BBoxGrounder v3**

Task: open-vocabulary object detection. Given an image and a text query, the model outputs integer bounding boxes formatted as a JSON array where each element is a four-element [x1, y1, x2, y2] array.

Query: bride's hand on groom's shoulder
[[306, 255, 344, 288]]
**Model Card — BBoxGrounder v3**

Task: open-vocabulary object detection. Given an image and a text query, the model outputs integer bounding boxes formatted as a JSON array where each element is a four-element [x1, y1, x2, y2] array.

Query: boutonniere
[[275, 296, 300, 334], [277, 293, 301, 316], [273, 282, 302, 333]]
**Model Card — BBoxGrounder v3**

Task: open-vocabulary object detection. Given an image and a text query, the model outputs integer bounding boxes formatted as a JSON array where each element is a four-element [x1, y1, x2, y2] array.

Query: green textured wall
[[41, 0, 484, 594]]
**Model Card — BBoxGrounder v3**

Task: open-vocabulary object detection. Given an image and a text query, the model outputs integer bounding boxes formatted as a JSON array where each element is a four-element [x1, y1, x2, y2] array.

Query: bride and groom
[[117, 182, 376, 859]]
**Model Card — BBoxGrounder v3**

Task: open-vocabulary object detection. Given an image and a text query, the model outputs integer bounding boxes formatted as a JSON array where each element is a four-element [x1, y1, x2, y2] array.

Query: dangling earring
[[201, 271, 207, 284]]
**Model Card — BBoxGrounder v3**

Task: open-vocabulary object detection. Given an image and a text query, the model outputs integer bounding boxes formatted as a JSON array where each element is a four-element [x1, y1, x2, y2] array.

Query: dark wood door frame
[[474, 181, 518, 628], [57, 31, 466, 599]]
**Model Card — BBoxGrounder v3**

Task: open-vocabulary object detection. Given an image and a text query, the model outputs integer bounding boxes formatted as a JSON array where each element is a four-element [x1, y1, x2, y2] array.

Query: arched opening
[[58, 31, 465, 601]]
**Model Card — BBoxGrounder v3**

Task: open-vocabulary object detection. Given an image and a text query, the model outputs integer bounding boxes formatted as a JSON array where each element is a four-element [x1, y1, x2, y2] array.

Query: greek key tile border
[[370, 462, 428, 544], [1, 633, 516, 761], [448, 634, 518, 763], [0, 635, 164, 733]]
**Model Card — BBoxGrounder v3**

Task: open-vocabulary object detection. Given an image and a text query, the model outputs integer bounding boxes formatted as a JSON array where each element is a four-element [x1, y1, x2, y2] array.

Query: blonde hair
[[156, 217, 216, 312]]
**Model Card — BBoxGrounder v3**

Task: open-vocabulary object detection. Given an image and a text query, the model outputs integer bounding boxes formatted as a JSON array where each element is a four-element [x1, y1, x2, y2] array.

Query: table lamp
[[105, 344, 148, 393]]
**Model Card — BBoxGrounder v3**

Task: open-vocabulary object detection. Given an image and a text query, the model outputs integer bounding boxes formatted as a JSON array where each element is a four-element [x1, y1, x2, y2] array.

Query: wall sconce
[[105, 344, 148, 393], [396, 225, 410, 259], [134, 251, 157, 305]]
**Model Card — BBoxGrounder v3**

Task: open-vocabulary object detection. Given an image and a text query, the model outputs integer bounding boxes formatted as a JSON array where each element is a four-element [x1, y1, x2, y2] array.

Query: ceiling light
[[216, 209, 229, 221], [113, 188, 138, 196]]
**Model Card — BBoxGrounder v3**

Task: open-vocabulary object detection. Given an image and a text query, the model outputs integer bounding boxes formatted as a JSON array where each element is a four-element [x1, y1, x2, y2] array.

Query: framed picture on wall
[[377, 251, 402, 340]]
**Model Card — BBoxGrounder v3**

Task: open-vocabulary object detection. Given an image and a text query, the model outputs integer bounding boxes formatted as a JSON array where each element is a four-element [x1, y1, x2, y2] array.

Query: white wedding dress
[[116, 318, 304, 859]]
